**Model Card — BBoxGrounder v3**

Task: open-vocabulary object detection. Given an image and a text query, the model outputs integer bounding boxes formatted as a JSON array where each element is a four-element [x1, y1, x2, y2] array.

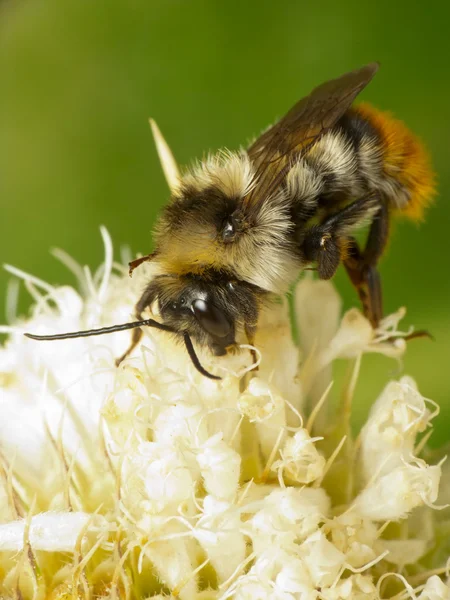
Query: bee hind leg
[[344, 206, 431, 341], [302, 194, 429, 341], [343, 239, 383, 327], [342, 200, 389, 327]]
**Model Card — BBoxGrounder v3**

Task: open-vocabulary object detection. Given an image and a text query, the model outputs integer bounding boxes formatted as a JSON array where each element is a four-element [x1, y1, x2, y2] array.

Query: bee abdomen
[[287, 128, 361, 217], [287, 104, 435, 222], [344, 104, 436, 220]]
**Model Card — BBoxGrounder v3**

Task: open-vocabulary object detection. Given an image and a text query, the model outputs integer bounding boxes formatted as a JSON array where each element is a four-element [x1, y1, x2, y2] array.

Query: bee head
[[24, 270, 264, 380], [141, 271, 262, 357]]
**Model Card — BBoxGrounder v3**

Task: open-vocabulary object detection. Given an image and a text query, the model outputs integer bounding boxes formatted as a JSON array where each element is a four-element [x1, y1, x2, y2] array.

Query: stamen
[[314, 435, 347, 487], [306, 381, 333, 432], [98, 226, 113, 302], [5, 278, 19, 324], [259, 427, 285, 483], [51, 247, 87, 293], [376, 572, 418, 600], [3, 263, 55, 294], [172, 557, 210, 597], [83, 265, 97, 301]]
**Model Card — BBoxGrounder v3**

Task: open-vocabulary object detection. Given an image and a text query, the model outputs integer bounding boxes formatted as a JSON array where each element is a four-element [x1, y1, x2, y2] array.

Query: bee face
[[143, 271, 262, 356], [160, 287, 236, 356]]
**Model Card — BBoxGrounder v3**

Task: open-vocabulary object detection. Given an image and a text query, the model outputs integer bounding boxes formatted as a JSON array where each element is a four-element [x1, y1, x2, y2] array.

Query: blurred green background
[[1, 0, 449, 441]]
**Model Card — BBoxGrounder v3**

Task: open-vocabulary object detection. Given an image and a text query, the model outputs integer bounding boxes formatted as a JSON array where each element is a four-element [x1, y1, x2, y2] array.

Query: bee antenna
[[25, 320, 221, 381], [183, 332, 221, 381], [24, 318, 176, 341]]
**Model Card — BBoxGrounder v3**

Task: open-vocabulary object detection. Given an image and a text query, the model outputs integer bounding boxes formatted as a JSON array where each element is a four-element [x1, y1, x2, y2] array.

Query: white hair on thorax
[[182, 150, 256, 198]]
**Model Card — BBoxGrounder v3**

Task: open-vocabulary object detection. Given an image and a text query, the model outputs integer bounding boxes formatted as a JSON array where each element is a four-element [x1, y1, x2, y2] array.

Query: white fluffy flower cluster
[[0, 229, 449, 600]]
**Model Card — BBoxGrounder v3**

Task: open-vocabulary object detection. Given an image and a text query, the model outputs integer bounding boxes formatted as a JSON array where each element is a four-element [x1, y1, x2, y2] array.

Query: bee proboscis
[[26, 63, 435, 379]]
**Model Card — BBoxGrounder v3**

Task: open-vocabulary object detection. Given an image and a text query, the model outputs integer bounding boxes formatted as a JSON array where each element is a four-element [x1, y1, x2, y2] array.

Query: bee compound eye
[[192, 299, 232, 338], [222, 219, 235, 241]]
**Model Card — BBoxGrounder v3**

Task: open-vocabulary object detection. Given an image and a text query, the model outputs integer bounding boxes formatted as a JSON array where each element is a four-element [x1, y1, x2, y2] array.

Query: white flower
[[419, 575, 450, 599], [238, 377, 288, 464], [0, 512, 105, 552], [0, 229, 449, 599], [272, 428, 326, 484], [194, 495, 246, 582], [325, 513, 379, 570], [196, 434, 241, 500], [248, 487, 330, 554], [123, 442, 195, 514], [301, 530, 346, 588], [351, 459, 441, 521], [359, 376, 437, 481], [228, 549, 316, 600], [320, 574, 378, 600]]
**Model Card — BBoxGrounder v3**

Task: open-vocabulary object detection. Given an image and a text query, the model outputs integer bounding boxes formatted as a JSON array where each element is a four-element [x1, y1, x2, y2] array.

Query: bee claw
[[403, 329, 434, 342], [383, 329, 434, 345]]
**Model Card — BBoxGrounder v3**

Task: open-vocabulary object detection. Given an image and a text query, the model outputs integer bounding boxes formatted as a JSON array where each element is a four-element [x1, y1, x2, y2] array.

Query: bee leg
[[129, 251, 158, 277], [343, 240, 382, 326], [343, 200, 389, 327], [115, 327, 143, 366], [115, 283, 158, 366], [344, 204, 430, 342], [301, 192, 381, 281]]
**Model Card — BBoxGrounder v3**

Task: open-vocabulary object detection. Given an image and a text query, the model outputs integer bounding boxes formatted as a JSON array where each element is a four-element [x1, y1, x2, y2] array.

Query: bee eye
[[192, 299, 231, 338], [222, 219, 235, 241]]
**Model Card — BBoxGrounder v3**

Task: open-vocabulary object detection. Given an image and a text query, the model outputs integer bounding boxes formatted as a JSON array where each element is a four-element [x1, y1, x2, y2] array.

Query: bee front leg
[[115, 328, 143, 366], [115, 282, 158, 366]]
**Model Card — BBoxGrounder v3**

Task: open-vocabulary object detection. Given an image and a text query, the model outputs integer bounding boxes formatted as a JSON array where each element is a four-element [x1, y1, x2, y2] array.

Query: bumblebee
[[26, 63, 435, 379]]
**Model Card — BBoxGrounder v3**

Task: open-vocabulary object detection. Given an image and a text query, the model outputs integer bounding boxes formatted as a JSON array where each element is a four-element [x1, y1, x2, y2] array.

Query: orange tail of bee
[[355, 103, 436, 221]]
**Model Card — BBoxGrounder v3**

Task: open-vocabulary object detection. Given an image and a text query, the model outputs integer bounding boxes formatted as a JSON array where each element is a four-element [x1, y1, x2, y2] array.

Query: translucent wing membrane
[[246, 62, 379, 205]]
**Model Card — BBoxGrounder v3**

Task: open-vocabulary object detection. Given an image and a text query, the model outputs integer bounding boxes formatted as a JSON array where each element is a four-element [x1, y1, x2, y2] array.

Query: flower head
[[0, 229, 449, 599]]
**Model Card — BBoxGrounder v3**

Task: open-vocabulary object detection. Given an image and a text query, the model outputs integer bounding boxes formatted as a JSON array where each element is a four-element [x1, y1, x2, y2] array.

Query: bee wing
[[246, 62, 379, 204]]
